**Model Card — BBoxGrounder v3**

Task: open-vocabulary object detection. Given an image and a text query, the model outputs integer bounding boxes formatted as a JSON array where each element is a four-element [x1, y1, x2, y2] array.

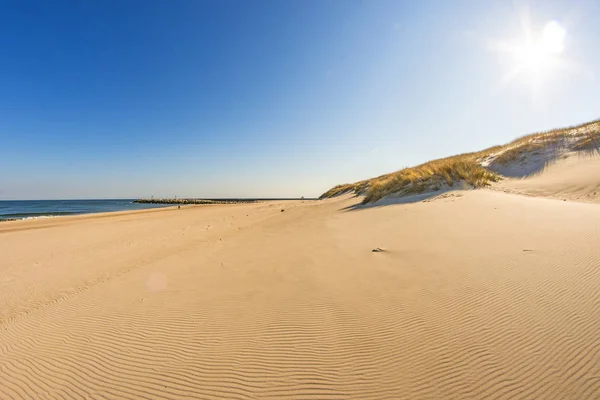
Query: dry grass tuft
[[492, 120, 600, 165], [572, 133, 600, 152], [361, 155, 500, 204], [508, 119, 600, 145], [493, 142, 546, 165], [319, 184, 356, 199], [319, 181, 370, 199]]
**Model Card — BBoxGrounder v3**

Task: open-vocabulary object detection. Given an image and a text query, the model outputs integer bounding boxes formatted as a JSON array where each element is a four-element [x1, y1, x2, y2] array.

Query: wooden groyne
[[134, 198, 262, 205]]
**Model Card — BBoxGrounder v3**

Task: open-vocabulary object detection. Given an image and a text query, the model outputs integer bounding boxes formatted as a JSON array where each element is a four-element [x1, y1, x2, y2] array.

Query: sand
[[494, 152, 600, 203], [2, 167, 600, 399]]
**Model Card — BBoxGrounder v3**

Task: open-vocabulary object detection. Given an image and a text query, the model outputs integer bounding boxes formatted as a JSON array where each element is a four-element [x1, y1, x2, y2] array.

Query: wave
[[0, 211, 79, 220]]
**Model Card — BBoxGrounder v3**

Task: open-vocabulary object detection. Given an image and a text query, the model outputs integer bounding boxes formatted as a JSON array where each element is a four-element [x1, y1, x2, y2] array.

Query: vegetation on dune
[[506, 119, 600, 145], [493, 142, 547, 165], [573, 132, 600, 152], [360, 155, 500, 204], [321, 118, 600, 204], [573, 129, 600, 152], [319, 151, 501, 203], [319, 182, 369, 199], [493, 119, 600, 165]]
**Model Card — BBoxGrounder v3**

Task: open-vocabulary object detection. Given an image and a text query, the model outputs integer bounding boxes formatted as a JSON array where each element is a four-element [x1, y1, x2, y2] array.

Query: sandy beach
[[2, 165, 600, 399], [3, 1, 599, 398]]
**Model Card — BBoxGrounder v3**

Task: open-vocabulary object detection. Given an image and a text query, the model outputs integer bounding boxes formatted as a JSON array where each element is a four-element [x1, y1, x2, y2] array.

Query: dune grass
[[493, 142, 547, 165], [572, 131, 600, 152], [319, 182, 368, 199], [320, 151, 501, 204], [360, 155, 500, 204], [506, 119, 600, 144], [321, 118, 600, 204], [493, 120, 600, 165]]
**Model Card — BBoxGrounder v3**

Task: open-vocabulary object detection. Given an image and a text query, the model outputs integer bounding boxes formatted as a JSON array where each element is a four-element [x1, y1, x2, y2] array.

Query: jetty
[[134, 198, 262, 205]]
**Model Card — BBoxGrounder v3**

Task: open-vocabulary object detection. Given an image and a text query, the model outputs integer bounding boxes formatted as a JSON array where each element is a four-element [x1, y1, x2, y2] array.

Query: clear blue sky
[[1, 0, 598, 199]]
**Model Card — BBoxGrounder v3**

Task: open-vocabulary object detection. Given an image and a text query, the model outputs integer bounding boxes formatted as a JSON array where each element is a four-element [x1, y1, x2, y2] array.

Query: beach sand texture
[[2, 159, 600, 399]]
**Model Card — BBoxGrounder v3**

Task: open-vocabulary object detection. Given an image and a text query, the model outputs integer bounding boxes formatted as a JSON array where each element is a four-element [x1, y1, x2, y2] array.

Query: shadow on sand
[[487, 144, 600, 179], [339, 189, 456, 212]]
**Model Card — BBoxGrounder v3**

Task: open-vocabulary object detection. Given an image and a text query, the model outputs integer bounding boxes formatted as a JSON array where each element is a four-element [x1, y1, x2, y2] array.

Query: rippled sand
[[2, 187, 600, 398]]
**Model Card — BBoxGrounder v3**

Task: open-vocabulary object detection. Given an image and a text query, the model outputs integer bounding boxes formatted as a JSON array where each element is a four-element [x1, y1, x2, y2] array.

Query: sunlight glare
[[515, 39, 545, 74], [483, 9, 586, 99], [542, 21, 566, 54], [510, 20, 567, 78]]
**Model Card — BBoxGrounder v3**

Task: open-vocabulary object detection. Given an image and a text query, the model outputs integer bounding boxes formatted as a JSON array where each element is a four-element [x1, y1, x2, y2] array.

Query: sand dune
[[493, 152, 600, 203], [320, 119, 600, 205], [2, 188, 600, 399]]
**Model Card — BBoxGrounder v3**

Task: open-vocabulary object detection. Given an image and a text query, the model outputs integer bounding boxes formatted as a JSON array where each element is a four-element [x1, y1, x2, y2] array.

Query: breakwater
[[134, 198, 262, 205]]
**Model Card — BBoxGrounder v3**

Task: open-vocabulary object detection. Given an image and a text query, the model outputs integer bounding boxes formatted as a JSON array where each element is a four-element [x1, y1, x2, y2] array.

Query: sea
[[0, 199, 171, 221], [0, 198, 313, 221]]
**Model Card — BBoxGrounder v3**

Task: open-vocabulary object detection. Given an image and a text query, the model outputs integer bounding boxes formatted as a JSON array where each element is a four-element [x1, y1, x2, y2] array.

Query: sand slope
[[493, 153, 600, 203], [1, 191, 600, 399]]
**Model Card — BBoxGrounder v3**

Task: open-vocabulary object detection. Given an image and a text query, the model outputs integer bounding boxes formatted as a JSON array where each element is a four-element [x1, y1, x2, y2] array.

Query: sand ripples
[[2, 194, 600, 399]]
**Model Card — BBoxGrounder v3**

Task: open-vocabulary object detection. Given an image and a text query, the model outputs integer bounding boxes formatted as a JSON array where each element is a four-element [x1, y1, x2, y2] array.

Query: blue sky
[[1, 0, 598, 199]]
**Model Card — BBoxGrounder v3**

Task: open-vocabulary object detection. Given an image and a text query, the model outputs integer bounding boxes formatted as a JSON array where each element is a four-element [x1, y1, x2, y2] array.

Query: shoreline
[[0, 198, 304, 233], [0, 198, 316, 222], [0, 205, 173, 223], [0, 205, 183, 233]]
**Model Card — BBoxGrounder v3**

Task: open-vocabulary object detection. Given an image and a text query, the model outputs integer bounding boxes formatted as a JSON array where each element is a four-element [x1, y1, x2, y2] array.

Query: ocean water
[[0, 199, 171, 221]]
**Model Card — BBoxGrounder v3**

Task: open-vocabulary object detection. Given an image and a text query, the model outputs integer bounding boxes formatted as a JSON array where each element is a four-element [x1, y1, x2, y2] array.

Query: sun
[[512, 21, 566, 76], [485, 13, 578, 93], [541, 21, 566, 54], [514, 40, 546, 74]]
